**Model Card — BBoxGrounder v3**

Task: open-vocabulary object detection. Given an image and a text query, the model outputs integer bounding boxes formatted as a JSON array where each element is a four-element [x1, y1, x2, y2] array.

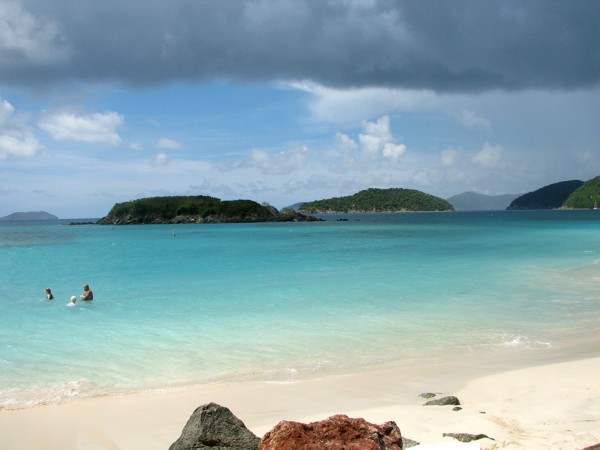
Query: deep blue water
[[1, 211, 599, 408]]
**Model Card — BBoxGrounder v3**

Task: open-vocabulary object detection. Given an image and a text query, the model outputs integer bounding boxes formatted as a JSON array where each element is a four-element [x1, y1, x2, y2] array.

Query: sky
[[1, 0, 599, 218]]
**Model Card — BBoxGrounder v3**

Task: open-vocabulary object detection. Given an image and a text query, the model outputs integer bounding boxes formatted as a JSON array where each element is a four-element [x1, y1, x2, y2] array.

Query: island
[[96, 195, 320, 225], [298, 188, 454, 214], [0, 211, 59, 221]]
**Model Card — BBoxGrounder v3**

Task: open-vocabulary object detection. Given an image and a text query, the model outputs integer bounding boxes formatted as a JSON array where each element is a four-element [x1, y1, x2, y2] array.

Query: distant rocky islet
[[0, 211, 59, 222]]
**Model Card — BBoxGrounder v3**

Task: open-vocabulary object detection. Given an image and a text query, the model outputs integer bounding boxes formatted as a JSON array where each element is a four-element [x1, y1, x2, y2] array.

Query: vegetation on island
[[507, 180, 583, 210], [97, 195, 318, 225], [298, 188, 454, 213], [562, 175, 600, 209]]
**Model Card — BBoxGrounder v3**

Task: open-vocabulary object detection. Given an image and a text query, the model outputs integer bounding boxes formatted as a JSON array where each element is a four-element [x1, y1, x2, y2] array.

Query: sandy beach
[[1, 351, 599, 450]]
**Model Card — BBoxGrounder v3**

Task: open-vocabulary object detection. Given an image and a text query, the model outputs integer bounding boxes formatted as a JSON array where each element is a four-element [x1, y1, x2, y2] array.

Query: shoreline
[[1, 350, 599, 449]]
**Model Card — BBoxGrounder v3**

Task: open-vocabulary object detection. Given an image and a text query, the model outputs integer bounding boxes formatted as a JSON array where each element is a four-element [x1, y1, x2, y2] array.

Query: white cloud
[[249, 148, 269, 164], [472, 142, 502, 168], [39, 111, 123, 145], [292, 81, 439, 125], [239, 145, 310, 175], [334, 132, 359, 169], [359, 132, 383, 159], [459, 110, 492, 132], [335, 132, 358, 153], [0, 134, 41, 159], [0, 98, 16, 124], [152, 151, 169, 166], [330, 115, 407, 173], [0, 1, 69, 66], [440, 148, 460, 167], [156, 138, 182, 149], [382, 142, 406, 161], [358, 115, 406, 163], [0, 97, 42, 159]]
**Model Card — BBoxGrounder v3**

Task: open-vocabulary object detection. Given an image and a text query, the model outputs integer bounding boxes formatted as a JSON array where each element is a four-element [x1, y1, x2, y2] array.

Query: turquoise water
[[1, 211, 599, 408]]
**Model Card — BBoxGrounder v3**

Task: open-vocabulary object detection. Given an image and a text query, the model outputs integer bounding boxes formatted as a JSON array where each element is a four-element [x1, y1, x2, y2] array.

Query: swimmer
[[67, 295, 77, 307], [80, 284, 93, 301], [45, 288, 54, 300]]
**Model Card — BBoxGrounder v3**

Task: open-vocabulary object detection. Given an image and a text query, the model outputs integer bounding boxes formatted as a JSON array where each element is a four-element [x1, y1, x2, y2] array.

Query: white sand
[[1, 355, 599, 450]]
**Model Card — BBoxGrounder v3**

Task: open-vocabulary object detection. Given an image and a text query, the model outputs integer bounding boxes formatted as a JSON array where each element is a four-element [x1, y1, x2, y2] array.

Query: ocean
[[1, 210, 599, 409]]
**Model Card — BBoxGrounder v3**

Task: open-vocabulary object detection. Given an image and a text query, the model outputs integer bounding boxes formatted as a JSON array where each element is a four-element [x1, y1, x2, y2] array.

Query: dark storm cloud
[[2, 0, 599, 92]]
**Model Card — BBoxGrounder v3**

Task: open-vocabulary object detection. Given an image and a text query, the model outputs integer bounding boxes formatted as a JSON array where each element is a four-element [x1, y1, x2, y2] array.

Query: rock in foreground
[[169, 402, 260, 450], [423, 395, 461, 406], [258, 414, 402, 450]]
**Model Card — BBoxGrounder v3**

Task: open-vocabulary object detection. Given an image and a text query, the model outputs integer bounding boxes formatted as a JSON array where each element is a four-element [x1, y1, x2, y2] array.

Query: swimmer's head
[[70, 296, 77, 303]]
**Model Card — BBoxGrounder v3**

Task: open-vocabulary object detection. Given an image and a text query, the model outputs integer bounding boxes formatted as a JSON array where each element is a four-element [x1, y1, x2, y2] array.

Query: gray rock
[[402, 436, 421, 448], [169, 402, 260, 450], [423, 396, 461, 406], [443, 433, 493, 442], [418, 392, 437, 399]]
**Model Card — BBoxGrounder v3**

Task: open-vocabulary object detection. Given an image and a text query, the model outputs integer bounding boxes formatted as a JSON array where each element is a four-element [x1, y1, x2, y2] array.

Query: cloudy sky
[[1, 0, 599, 218]]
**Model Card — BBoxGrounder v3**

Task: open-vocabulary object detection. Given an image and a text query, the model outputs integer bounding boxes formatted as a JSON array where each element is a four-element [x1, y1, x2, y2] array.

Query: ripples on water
[[1, 211, 599, 408]]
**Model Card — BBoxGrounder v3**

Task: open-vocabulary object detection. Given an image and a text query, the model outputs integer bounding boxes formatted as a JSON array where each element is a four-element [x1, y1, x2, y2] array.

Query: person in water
[[80, 284, 93, 301], [68, 295, 77, 306], [45, 288, 54, 300]]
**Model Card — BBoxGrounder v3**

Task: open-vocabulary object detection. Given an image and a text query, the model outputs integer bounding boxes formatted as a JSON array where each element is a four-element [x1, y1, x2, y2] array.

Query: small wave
[[499, 334, 552, 350], [0, 379, 95, 411]]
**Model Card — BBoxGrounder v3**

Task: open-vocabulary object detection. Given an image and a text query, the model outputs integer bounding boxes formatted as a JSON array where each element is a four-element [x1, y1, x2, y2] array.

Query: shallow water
[[1, 211, 599, 408]]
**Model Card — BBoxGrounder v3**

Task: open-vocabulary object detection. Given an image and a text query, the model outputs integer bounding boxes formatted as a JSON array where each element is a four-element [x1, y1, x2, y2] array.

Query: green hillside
[[507, 180, 583, 210], [299, 188, 454, 213], [97, 195, 316, 224], [562, 175, 600, 209]]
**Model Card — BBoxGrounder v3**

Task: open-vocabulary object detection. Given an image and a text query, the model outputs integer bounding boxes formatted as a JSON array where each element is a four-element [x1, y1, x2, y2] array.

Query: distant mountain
[[0, 211, 59, 221], [298, 188, 454, 213], [284, 202, 306, 211], [562, 175, 600, 209], [507, 180, 583, 210], [447, 191, 521, 211]]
